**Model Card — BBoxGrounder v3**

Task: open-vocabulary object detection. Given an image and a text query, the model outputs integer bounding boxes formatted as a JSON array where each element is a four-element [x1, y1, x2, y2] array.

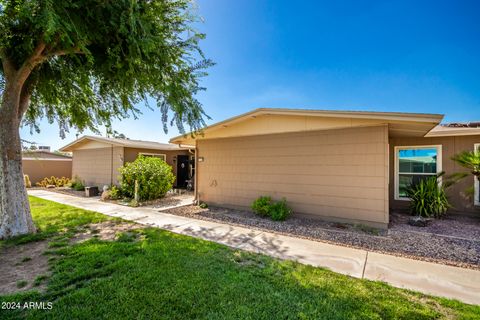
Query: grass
[[0, 196, 479, 319]]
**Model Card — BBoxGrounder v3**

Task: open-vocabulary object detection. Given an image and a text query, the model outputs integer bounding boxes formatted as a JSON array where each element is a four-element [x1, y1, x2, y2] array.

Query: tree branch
[[0, 48, 15, 80], [17, 78, 35, 120], [15, 41, 46, 87]]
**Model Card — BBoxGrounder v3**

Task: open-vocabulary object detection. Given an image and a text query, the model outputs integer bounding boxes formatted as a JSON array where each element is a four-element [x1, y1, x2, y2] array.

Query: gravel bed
[[30, 187, 88, 198], [163, 205, 480, 270]]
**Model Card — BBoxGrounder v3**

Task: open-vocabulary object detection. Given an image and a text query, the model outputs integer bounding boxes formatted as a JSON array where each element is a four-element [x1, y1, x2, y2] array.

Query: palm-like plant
[[452, 151, 480, 177], [405, 173, 450, 218]]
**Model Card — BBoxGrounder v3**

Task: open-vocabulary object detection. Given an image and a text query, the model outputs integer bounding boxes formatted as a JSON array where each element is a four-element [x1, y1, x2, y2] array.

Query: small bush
[[70, 176, 85, 191], [109, 185, 122, 200], [269, 198, 292, 221], [251, 196, 272, 217], [119, 155, 175, 201], [405, 174, 450, 218], [199, 202, 208, 209], [251, 196, 292, 221]]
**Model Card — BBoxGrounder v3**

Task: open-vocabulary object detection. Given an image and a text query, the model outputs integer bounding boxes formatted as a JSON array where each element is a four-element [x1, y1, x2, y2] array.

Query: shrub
[[405, 174, 450, 218], [119, 155, 175, 201], [109, 185, 123, 200], [251, 196, 292, 221], [24, 174, 31, 188], [199, 202, 208, 209], [70, 176, 85, 191], [252, 196, 273, 217], [269, 198, 292, 221]]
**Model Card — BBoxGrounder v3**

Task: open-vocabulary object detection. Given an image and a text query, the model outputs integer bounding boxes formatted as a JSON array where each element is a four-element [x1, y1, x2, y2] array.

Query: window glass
[[396, 147, 439, 199], [398, 148, 437, 173]]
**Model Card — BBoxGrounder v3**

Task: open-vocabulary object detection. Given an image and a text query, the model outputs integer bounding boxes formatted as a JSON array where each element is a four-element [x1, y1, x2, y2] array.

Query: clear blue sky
[[21, 0, 480, 150]]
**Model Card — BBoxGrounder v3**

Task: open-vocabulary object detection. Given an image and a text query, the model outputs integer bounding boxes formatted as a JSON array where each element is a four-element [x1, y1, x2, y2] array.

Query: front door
[[176, 155, 190, 188]]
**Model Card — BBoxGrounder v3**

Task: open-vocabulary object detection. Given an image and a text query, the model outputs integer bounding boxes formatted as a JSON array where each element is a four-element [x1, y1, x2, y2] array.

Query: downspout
[[110, 145, 113, 186]]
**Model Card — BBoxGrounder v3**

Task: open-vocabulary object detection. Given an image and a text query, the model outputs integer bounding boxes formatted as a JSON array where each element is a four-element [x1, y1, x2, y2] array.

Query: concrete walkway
[[28, 189, 480, 305]]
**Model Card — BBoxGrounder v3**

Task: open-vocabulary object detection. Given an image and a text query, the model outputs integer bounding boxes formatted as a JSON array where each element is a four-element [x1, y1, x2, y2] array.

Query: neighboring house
[[22, 150, 72, 184], [170, 108, 480, 229], [60, 136, 193, 188]]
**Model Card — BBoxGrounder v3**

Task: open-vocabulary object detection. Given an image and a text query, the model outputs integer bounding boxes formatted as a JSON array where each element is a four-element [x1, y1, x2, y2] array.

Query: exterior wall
[[72, 147, 124, 186], [123, 148, 191, 184], [389, 135, 480, 213], [22, 159, 72, 184], [197, 125, 389, 228]]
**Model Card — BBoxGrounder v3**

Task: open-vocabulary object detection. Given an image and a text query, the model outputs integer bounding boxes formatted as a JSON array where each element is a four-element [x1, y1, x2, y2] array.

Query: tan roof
[[170, 108, 444, 144], [22, 150, 72, 160], [425, 125, 480, 137], [60, 135, 191, 152]]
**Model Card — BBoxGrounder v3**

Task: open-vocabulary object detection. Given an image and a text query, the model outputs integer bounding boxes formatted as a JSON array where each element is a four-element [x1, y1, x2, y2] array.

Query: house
[[60, 136, 194, 188], [170, 108, 480, 229], [22, 150, 72, 184]]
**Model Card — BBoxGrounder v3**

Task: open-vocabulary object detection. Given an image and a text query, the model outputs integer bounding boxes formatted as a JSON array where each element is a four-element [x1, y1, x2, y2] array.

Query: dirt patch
[[70, 220, 143, 243], [0, 241, 50, 295]]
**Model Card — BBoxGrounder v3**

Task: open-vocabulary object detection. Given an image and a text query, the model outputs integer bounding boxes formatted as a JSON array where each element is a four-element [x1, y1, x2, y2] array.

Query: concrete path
[[28, 189, 480, 305]]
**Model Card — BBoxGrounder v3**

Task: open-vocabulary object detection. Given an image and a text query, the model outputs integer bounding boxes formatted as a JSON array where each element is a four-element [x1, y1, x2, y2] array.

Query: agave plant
[[452, 150, 480, 177], [405, 173, 450, 218]]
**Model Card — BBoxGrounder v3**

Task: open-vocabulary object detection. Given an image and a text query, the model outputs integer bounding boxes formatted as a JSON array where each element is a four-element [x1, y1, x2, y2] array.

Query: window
[[475, 144, 480, 206], [394, 145, 442, 200], [139, 152, 166, 161]]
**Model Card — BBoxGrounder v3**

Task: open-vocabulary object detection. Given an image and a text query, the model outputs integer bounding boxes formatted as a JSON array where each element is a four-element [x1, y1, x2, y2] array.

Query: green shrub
[[405, 174, 450, 218], [251, 196, 272, 217], [70, 177, 85, 191], [119, 155, 175, 201], [269, 198, 292, 221], [109, 185, 123, 200], [251, 196, 292, 221], [199, 202, 208, 209]]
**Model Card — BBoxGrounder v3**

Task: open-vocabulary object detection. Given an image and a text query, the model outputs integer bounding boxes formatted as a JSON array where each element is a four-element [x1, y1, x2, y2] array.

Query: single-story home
[[60, 135, 194, 188], [22, 150, 72, 184], [170, 108, 480, 229]]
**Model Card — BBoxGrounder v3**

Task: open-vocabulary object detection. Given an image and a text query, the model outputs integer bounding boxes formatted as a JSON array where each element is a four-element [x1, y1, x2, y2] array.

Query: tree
[[0, 0, 212, 239]]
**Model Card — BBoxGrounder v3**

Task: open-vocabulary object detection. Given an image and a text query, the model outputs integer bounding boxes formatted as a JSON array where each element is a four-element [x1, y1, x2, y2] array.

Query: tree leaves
[[1, 0, 213, 137]]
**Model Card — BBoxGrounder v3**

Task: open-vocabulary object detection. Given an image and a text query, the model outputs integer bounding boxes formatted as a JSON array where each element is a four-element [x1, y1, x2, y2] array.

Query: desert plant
[[119, 156, 175, 201], [405, 174, 450, 218], [23, 175, 31, 188], [251, 196, 292, 221], [36, 176, 71, 188], [269, 198, 292, 221], [251, 196, 273, 217]]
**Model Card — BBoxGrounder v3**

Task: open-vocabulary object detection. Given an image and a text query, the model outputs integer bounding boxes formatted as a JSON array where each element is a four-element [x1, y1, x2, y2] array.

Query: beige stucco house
[[170, 108, 480, 229], [60, 136, 194, 188], [22, 150, 72, 184]]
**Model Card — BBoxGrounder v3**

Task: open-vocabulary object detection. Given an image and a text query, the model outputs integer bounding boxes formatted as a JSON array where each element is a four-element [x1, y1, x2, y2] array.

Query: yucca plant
[[405, 173, 450, 218]]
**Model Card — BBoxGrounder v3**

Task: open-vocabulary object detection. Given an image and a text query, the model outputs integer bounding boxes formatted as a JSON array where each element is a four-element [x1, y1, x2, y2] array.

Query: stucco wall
[[72, 147, 124, 186], [389, 135, 480, 213], [196, 125, 389, 228], [22, 159, 72, 184]]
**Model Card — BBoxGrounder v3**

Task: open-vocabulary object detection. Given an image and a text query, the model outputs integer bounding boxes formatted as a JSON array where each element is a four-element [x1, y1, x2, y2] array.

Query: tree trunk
[[0, 85, 36, 239]]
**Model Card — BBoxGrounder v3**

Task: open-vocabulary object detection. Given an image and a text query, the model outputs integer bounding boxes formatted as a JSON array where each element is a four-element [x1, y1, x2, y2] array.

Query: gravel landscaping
[[163, 205, 480, 270]]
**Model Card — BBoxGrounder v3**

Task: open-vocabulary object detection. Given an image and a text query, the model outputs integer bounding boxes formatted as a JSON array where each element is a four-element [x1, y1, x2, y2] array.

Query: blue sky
[[21, 0, 480, 150]]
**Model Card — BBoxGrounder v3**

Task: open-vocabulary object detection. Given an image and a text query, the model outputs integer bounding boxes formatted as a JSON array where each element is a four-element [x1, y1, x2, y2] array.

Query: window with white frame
[[474, 144, 480, 206], [139, 152, 166, 161], [394, 145, 442, 200]]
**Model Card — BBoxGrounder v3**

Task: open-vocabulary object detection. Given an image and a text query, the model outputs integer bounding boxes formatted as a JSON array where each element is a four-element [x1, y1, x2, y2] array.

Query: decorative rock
[[408, 216, 429, 227]]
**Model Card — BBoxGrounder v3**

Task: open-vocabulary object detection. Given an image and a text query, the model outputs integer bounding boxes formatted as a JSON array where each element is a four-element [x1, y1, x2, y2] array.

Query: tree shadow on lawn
[[1, 227, 478, 320]]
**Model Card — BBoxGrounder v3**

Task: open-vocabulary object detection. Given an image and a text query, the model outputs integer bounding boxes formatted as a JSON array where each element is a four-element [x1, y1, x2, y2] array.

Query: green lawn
[[1, 196, 479, 319]]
